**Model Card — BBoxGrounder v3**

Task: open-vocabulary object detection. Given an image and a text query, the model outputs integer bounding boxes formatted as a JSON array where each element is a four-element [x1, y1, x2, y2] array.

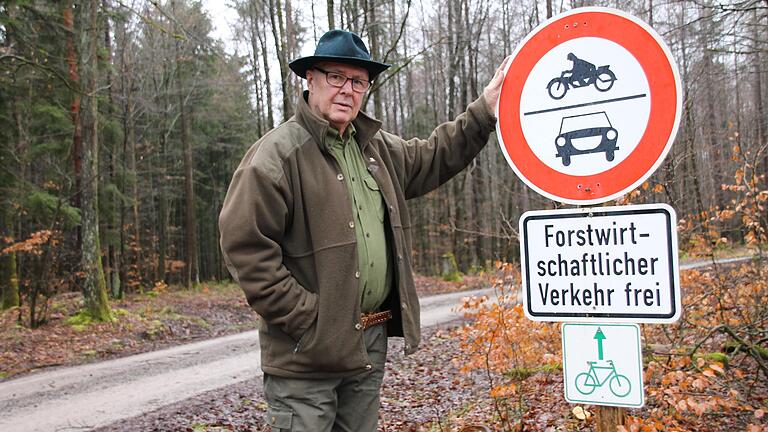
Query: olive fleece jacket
[[219, 91, 496, 378]]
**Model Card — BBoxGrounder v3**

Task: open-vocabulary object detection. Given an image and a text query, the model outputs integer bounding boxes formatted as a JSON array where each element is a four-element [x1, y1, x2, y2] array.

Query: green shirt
[[326, 126, 391, 313]]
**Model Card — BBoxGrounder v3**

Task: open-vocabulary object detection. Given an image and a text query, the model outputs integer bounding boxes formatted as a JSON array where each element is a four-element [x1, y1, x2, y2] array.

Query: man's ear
[[306, 70, 315, 92]]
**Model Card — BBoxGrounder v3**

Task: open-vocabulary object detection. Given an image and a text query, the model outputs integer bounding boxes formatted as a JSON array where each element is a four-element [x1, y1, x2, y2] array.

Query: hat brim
[[289, 55, 390, 81]]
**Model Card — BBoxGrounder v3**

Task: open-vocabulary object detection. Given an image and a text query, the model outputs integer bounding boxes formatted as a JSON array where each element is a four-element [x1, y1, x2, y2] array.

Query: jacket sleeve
[[385, 94, 496, 199], [218, 162, 317, 341]]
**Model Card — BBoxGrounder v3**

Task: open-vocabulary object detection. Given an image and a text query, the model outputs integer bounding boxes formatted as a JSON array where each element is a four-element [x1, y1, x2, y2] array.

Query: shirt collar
[[325, 123, 357, 151]]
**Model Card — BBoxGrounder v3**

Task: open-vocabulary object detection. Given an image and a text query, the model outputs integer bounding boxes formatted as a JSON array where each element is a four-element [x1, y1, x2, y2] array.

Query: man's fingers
[[493, 55, 513, 81]]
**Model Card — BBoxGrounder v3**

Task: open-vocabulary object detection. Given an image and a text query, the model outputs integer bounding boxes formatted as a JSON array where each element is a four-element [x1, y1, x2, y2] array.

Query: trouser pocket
[[266, 407, 293, 431]]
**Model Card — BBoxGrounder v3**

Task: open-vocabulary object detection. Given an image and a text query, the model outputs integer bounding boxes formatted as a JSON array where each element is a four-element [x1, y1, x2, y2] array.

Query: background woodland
[[0, 0, 766, 325]]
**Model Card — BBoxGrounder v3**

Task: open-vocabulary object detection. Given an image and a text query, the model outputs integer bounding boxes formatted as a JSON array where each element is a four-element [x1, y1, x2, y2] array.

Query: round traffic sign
[[497, 7, 682, 205]]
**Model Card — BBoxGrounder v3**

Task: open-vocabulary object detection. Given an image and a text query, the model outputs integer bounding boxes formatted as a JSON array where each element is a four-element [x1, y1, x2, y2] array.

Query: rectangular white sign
[[520, 203, 680, 323], [562, 323, 645, 408]]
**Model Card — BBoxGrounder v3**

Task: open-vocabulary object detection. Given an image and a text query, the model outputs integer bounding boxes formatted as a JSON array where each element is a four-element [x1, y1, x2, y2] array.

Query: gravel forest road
[[0, 255, 753, 432], [0, 288, 493, 432]]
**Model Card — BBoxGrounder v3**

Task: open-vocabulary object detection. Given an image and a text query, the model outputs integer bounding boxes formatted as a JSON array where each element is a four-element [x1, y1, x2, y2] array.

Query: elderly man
[[219, 29, 508, 431]]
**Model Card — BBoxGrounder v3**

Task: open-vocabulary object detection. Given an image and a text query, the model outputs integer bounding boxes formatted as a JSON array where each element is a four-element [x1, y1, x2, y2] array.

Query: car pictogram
[[555, 111, 619, 166]]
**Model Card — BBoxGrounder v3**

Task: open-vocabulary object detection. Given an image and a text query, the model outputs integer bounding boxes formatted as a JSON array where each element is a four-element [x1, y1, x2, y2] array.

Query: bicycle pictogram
[[574, 359, 632, 397]]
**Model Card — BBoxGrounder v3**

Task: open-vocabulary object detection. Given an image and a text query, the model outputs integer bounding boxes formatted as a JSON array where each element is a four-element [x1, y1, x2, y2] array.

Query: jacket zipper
[[293, 331, 307, 354]]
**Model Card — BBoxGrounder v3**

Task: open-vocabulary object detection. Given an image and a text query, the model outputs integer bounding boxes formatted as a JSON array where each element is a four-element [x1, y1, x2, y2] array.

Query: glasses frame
[[312, 67, 371, 93]]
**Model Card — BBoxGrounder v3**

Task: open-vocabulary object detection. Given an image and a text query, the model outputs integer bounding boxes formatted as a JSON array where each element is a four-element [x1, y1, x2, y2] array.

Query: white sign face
[[562, 323, 644, 408], [520, 203, 680, 323], [520, 37, 651, 176], [497, 7, 682, 204]]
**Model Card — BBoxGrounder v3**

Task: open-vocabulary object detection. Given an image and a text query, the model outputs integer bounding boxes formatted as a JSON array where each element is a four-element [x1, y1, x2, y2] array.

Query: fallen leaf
[[572, 406, 591, 420]]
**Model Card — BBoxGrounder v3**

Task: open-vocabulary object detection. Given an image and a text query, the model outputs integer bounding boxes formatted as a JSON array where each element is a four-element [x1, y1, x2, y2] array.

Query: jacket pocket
[[266, 407, 293, 431], [292, 319, 317, 354]]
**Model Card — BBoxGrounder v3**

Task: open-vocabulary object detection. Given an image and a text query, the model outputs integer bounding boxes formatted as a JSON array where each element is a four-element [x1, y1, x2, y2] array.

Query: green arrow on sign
[[594, 327, 606, 360]]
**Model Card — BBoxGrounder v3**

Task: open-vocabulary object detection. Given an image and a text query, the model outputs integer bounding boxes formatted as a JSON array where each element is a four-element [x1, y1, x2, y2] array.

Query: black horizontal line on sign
[[523, 93, 648, 116]]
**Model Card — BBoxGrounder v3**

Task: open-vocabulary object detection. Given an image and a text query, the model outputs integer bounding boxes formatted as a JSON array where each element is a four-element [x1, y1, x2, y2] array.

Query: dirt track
[[0, 288, 492, 432]]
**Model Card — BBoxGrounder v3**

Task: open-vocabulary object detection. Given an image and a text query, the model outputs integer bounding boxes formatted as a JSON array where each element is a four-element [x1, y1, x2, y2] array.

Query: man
[[219, 29, 508, 431]]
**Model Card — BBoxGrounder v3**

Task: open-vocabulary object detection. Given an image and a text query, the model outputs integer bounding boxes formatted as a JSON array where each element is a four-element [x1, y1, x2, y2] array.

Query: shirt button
[[365, 364, 372, 370], [355, 271, 360, 278], [337, 173, 344, 181], [397, 254, 403, 261], [349, 221, 355, 228], [401, 302, 408, 309], [355, 323, 362, 330], [405, 344, 411, 350]]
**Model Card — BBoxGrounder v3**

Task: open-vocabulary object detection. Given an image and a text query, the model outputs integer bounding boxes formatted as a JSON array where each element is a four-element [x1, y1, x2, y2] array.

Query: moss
[[65, 310, 95, 331], [112, 308, 131, 317], [159, 306, 176, 316], [505, 363, 562, 380], [693, 351, 730, 367], [141, 319, 166, 340], [505, 367, 536, 380], [441, 253, 463, 282], [754, 345, 768, 360]]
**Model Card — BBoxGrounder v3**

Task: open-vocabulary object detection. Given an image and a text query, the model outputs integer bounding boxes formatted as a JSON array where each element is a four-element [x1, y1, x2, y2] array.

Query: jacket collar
[[295, 90, 382, 154]]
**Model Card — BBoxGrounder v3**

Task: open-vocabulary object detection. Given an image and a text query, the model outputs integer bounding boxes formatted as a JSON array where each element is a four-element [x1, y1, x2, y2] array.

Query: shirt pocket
[[363, 176, 385, 222]]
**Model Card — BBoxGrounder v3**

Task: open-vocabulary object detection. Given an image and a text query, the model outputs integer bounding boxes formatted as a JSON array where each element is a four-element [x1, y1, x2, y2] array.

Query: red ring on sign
[[498, 10, 679, 204]]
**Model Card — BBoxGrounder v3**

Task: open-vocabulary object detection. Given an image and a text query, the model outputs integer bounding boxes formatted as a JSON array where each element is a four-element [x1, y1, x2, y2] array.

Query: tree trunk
[[118, 12, 142, 291], [754, 8, 767, 186], [1, 203, 19, 309], [250, 0, 274, 130], [2, 5, 21, 310], [327, 0, 335, 29], [269, 0, 293, 120], [365, 0, 383, 118], [158, 131, 168, 283], [103, 0, 122, 298], [64, 1, 83, 247], [78, 0, 112, 321], [172, 0, 198, 288]]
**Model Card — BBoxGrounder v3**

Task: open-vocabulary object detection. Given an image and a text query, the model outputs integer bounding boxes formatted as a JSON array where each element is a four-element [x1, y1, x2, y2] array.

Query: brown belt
[[361, 310, 392, 330]]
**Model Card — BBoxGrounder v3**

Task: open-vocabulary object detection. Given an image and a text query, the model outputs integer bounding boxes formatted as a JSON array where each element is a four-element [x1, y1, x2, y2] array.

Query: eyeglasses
[[313, 67, 371, 93]]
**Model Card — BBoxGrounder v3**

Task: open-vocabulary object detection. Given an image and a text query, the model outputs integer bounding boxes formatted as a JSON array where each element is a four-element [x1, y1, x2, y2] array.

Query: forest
[[0, 0, 766, 327]]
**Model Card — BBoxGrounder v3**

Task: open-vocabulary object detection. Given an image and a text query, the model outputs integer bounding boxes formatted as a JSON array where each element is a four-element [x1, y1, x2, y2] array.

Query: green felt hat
[[289, 30, 390, 80]]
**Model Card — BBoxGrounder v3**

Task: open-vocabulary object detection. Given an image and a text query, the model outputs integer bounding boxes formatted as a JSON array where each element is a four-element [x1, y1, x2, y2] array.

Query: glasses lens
[[326, 72, 346, 87], [352, 79, 369, 92]]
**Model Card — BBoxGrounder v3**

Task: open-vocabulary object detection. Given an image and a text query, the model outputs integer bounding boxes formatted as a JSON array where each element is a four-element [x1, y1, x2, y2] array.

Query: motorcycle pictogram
[[547, 53, 617, 100]]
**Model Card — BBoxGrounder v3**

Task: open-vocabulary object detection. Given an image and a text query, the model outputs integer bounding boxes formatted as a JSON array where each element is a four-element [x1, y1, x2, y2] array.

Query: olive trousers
[[263, 325, 388, 432]]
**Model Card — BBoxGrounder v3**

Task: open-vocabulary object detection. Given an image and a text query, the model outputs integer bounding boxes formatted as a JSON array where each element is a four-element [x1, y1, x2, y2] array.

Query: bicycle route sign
[[562, 323, 644, 408], [496, 7, 682, 205], [520, 203, 681, 323]]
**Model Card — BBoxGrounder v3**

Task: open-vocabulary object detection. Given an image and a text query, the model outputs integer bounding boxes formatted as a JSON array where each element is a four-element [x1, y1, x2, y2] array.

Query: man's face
[[306, 62, 369, 134]]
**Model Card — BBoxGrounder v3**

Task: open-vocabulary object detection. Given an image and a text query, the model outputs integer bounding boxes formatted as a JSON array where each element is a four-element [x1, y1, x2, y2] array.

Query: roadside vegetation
[[448, 164, 767, 432]]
